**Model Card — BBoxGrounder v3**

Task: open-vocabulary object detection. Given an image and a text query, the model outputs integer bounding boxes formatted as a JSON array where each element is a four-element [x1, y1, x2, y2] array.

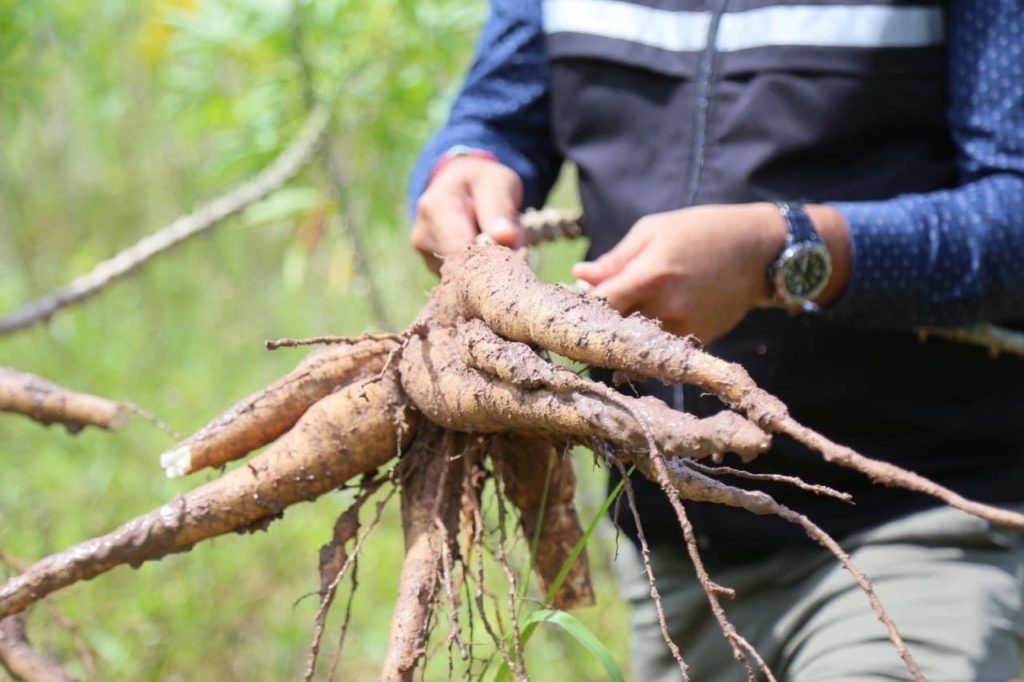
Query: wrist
[[751, 202, 851, 308], [429, 145, 498, 183], [745, 203, 790, 303], [804, 204, 851, 305]]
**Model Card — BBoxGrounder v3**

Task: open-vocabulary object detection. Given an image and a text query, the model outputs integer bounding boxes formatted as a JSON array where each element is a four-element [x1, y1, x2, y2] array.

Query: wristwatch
[[767, 201, 833, 312]]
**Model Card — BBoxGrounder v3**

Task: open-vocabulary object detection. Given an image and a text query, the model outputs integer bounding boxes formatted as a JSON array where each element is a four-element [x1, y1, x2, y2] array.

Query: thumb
[[573, 221, 652, 284], [471, 166, 525, 247]]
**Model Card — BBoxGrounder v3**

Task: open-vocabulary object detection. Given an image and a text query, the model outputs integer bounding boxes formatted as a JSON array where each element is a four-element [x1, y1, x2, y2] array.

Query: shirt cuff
[[428, 145, 499, 183], [824, 198, 973, 327], [408, 122, 547, 220]]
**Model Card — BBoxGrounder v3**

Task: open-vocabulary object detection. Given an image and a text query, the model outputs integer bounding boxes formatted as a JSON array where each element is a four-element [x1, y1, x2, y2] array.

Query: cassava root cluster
[[4, 243, 1024, 682]]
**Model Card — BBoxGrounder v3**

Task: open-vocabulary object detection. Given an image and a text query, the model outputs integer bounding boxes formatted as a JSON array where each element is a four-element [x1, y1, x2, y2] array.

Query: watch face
[[782, 245, 831, 299]]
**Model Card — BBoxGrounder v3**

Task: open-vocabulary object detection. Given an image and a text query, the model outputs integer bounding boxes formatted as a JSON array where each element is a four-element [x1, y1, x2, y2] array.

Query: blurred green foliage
[[0, 1, 628, 679]]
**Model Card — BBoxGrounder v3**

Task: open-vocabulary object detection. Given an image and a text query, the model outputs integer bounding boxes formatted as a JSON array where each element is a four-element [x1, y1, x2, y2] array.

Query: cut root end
[[159, 446, 192, 479]]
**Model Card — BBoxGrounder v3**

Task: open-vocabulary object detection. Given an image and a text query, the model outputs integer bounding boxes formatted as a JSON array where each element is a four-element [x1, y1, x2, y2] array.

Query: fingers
[[592, 260, 695, 337], [411, 158, 523, 274], [472, 165, 525, 248], [573, 219, 653, 285], [411, 193, 476, 274], [591, 258, 649, 314]]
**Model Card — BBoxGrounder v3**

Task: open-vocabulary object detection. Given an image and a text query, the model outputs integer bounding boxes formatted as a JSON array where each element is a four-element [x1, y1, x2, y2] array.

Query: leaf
[[519, 609, 626, 682], [281, 242, 307, 291], [241, 187, 320, 227], [489, 471, 631, 682]]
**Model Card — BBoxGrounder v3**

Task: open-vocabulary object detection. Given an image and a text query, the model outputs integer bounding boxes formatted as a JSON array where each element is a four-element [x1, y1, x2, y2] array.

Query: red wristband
[[429, 145, 498, 183]]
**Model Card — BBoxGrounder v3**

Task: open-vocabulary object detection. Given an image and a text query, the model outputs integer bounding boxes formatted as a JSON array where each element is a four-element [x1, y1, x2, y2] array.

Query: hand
[[573, 204, 788, 343], [411, 156, 525, 274], [573, 203, 851, 343]]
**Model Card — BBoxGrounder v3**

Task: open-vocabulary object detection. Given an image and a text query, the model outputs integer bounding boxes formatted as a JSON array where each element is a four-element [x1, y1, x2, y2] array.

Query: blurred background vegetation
[[0, 0, 629, 679]]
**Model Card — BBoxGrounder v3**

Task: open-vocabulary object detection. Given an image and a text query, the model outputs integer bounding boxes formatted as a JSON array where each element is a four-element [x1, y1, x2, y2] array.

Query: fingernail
[[488, 217, 515, 237]]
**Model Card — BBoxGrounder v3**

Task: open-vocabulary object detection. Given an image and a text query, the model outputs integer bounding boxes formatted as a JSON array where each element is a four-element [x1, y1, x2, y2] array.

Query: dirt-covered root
[[0, 367, 127, 434], [433, 245, 787, 424], [519, 207, 584, 245], [0, 554, 95, 679], [607, 458, 690, 680], [437, 245, 1024, 532], [656, 461, 924, 681], [160, 337, 395, 478], [381, 426, 466, 682], [311, 473, 386, 666], [783, 420, 1024, 531], [0, 372, 415, 619], [492, 435, 594, 609], [0, 615, 74, 682], [318, 501, 365, 598], [637, 451, 773, 682], [620, 445, 920, 679], [305, 484, 398, 682], [399, 323, 768, 462], [455, 317, 768, 461], [687, 461, 853, 503]]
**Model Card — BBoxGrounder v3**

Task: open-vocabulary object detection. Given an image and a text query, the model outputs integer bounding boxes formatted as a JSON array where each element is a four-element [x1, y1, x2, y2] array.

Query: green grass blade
[[489, 469, 631, 682], [544, 471, 629, 605], [520, 609, 626, 682]]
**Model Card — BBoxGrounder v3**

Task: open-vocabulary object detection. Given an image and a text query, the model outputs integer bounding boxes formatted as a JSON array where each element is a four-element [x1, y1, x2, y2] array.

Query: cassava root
[[0, 615, 74, 682], [492, 434, 594, 610], [435, 245, 1024, 532], [0, 367, 127, 434], [0, 369, 413, 619], [6, 241, 1023, 681], [399, 321, 770, 463], [160, 337, 398, 477], [380, 426, 466, 681]]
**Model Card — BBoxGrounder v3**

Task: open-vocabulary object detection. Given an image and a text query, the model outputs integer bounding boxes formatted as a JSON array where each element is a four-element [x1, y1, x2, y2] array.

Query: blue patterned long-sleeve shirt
[[409, 1, 1024, 327]]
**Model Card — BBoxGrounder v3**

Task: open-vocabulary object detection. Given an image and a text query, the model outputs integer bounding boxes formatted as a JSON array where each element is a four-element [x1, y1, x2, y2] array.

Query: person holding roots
[[409, 1, 1024, 679]]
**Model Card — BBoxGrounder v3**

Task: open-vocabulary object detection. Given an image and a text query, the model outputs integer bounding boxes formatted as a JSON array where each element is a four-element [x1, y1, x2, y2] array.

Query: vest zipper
[[672, 0, 729, 412], [683, 0, 730, 207]]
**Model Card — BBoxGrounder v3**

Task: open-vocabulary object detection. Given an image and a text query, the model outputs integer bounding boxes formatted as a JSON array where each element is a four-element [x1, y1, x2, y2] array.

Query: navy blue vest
[[543, 0, 1024, 563]]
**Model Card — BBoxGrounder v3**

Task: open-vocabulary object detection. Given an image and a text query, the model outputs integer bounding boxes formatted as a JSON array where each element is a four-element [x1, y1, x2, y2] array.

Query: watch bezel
[[771, 240, 833, 309]]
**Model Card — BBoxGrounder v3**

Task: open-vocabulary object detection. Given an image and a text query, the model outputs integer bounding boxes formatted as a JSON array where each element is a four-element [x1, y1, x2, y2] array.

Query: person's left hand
[[572, 204, 788, 343]]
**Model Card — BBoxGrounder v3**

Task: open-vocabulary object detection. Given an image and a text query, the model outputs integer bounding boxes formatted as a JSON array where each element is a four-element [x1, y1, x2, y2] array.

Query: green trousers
[[614, 504, 1024, 681]]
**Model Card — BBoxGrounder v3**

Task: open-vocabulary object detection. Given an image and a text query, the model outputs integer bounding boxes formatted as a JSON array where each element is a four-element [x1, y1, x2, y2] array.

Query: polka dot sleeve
[[828, 0, 1024, 327]]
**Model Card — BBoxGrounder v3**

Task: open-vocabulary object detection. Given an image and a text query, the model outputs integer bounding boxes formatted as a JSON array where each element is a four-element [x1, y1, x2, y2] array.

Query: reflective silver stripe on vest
[[543, 0, 945, 51], [543, 0, 710, 52], [718, 5, 944, 50]]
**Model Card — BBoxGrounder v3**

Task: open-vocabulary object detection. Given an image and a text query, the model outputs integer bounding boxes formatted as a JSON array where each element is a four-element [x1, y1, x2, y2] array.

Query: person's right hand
[[411, 156, 525, 274]]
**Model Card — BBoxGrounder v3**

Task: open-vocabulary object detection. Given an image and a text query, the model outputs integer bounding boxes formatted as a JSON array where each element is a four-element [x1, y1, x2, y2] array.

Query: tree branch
[[289, 0, 392, 330], [0, 105, 329, 336]]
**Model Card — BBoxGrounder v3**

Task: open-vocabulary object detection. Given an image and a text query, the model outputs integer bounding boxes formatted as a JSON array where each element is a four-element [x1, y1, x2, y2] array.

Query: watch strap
[[774, 201, 822, 249], [769, 201, 831, 312]]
